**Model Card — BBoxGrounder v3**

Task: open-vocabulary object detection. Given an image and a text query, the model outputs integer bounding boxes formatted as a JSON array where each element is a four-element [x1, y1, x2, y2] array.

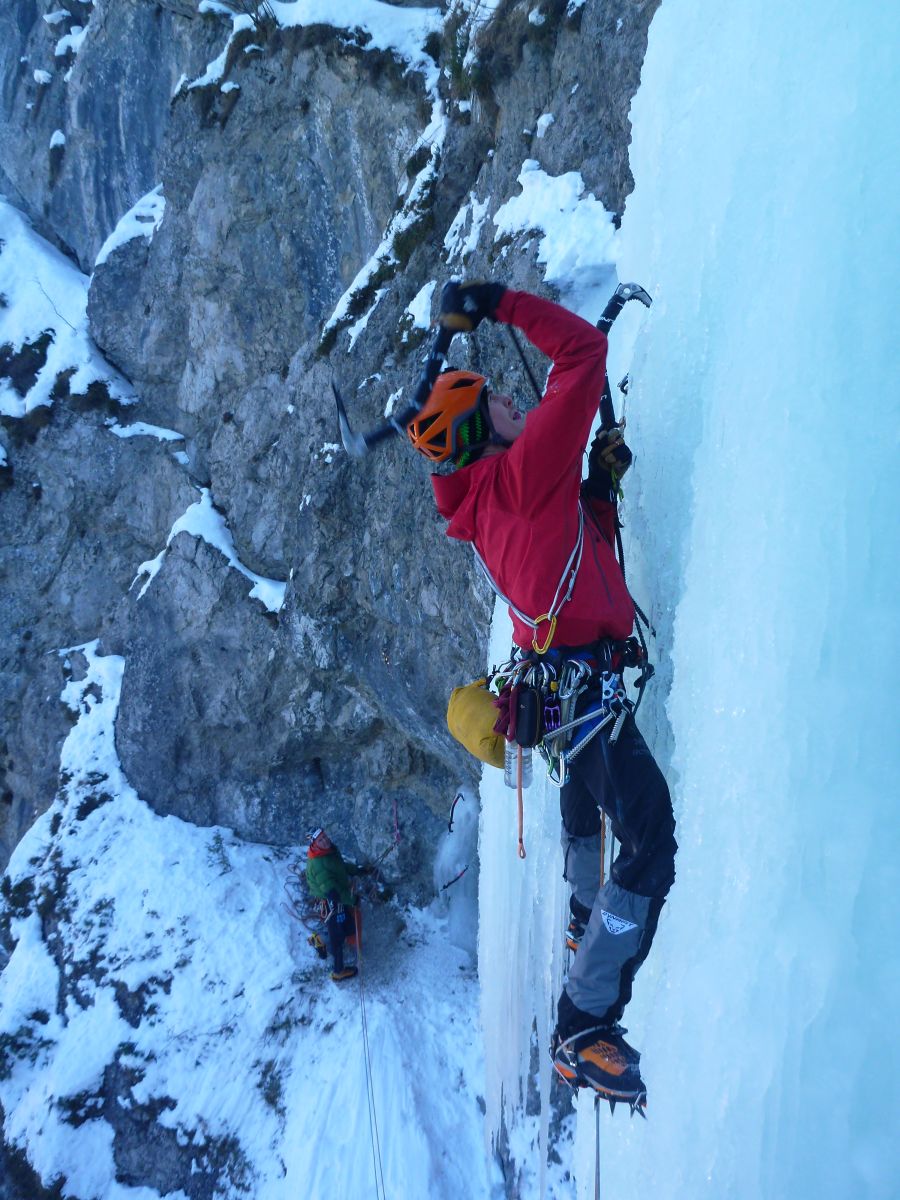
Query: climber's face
[[488, 393, 525, 443]]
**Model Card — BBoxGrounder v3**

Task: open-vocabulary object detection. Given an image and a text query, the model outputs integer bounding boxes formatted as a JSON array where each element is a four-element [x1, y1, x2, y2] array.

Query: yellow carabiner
[[531, 613, 557, 655]]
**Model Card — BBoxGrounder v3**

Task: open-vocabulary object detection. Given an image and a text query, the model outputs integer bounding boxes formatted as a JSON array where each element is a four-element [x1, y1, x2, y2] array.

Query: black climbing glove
[[438, 279, 507, 332], [583, 425, 633, 500]]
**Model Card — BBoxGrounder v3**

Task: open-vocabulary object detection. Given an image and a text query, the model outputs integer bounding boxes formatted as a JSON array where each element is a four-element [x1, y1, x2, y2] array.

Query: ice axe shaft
[[334, 309, 456, 459]]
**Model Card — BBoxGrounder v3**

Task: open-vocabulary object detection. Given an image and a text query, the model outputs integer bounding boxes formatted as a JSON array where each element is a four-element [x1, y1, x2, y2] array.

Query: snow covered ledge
[[132, 488, 287, 613]]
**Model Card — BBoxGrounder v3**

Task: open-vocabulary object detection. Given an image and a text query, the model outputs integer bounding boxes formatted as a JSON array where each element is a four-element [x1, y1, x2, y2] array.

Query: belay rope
[[354, 801, 402, 1200], [355, 907, 386, 1200], [594, 1092, 603, 1200]]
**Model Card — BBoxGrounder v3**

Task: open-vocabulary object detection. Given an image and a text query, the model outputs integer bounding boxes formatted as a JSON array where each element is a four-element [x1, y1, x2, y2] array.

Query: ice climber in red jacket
[[407, 281, 677, 1112]]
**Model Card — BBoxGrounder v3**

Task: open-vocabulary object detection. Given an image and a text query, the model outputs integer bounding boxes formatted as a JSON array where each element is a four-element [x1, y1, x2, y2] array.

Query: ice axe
[[333, 283, 461, 458], [333, 281, 651, 459], [595, 282, 652, 436]]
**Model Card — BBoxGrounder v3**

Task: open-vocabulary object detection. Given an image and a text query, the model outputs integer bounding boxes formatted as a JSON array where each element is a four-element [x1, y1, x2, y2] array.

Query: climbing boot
[[330, 966, 358, 982], [565, 896, 592, 953], [551, 1025, 647, 1115]]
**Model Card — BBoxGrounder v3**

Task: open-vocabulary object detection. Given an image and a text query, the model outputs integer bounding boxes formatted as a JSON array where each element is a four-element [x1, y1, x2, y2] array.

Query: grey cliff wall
[[1, 0, 659, 882]]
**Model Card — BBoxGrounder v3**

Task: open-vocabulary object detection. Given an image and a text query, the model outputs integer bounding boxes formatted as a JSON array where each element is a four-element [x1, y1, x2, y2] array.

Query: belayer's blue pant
[[558, 712, 677, 1035], [326, 907, 351, 973]]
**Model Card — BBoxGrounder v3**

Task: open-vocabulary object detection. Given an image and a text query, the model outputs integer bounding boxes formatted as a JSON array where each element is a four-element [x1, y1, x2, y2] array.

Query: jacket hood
[[431, 457, 495, 542], [307, 843, 335, 859]]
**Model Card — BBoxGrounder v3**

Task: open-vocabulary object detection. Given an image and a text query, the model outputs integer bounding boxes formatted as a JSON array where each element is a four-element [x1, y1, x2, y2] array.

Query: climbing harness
[[489, 640, 642, 786], [484, 644, 642, 858]]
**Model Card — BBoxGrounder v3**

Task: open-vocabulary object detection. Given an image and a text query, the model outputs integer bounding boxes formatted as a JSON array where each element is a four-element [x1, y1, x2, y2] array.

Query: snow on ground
[[194, 1, 441, 94], [132, 488, 287, 613], [188, 9, 255, 90], [404, 280, 436, 331], [94, 187, 167, 270], [270, 0, 442, 88], [0, 200, 136, 417], [0, 643, 489, 1200], [54, 24, 89, 60], [321, 100, 447, 348]]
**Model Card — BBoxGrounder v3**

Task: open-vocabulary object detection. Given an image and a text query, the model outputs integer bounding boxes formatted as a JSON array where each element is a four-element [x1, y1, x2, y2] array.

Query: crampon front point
[[552, 1025, 648, 1118]]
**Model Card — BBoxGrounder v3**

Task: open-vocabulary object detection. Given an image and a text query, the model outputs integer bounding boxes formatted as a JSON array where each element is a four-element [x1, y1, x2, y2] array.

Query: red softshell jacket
[[431, 289, 634, 649]]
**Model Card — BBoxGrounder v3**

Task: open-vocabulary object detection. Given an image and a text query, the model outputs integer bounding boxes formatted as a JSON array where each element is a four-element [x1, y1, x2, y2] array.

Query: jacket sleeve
[[493, 289, 607, 516], [581, 492, 618, 547]]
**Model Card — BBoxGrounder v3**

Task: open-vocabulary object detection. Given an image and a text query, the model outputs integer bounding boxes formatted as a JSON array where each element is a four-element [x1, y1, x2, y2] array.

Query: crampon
[[551, 1025, 648, 1118]]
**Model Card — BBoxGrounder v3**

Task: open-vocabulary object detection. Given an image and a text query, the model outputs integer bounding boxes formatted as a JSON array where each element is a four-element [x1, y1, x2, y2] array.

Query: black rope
[[439, 865, 469, 893], [447, 790, 464, 833], [505, 324, 543, 401]]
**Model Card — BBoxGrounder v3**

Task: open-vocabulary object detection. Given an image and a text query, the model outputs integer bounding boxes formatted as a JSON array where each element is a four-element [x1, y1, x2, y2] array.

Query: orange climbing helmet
[[407, 370, 490, 464]]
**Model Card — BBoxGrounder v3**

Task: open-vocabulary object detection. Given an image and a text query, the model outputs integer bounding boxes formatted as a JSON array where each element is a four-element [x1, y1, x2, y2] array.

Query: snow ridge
[[132, 488, 288, 613], [0, 201, 136, 417]]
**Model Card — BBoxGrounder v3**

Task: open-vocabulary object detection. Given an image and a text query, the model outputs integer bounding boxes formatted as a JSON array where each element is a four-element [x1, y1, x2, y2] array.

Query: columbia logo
[[601, 910, 638, 936]]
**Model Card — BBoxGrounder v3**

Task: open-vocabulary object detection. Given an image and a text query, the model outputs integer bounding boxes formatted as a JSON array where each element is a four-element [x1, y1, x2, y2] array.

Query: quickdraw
[[489, 646, 636, 793]]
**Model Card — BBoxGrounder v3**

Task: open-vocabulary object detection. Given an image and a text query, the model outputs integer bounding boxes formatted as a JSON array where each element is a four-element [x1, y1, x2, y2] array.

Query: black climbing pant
[[558, 712, 677, 1035], [326, 905, 355, 973], [561, 713, 677, 898]]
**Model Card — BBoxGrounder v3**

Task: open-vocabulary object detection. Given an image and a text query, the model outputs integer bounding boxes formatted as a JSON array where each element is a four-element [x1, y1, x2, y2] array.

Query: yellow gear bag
[[446, 677, 505, 769]]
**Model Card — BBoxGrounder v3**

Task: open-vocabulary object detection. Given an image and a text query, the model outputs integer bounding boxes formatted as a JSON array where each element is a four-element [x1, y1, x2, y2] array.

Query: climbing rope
[[594, 1094, 602, 1199], [599, 812, 606, 888], [355, 907, 386, 1199], [517, 745, 527, 859]]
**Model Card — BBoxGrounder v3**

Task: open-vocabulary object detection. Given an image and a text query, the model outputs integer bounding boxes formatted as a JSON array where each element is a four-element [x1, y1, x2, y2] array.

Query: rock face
[[0, 0, 659, 877]]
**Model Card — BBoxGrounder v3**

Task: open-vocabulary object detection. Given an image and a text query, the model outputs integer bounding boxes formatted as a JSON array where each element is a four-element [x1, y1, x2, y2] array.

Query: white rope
[[356, 911, 386, 1199], [594, 1094, 602, 1200]]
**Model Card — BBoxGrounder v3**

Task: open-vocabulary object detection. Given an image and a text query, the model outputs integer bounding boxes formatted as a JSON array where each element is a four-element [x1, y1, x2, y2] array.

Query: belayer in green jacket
[[305, 828, 362, 982]]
